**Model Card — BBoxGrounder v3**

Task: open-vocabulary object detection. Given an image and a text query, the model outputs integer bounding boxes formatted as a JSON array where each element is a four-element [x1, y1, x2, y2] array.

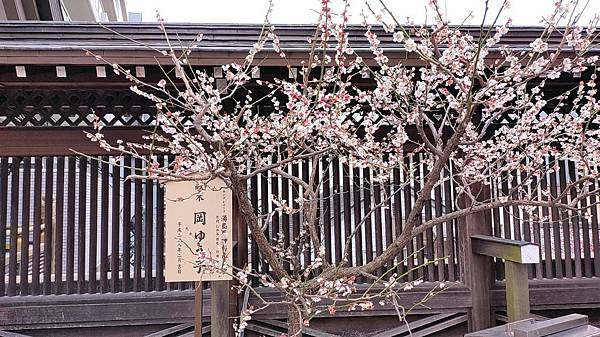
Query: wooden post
[[211, 280, 231, 337], [505, 261, 530, 322], [471, 235, 540, 324], [195, 281, 203, 337], [458, 185, 493, 332]]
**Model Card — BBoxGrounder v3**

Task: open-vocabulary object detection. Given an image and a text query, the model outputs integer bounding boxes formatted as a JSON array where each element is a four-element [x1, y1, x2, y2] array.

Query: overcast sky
[[126, 0, 600, 26]]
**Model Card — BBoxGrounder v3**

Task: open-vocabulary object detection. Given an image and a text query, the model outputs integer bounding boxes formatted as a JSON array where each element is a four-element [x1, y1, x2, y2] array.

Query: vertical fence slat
[[133, 158, 143, 292], [373, 180, 383, 277], [434, 178, 445, 281], [43, 157, 54, 295], [77, 157, 87, 294], [568, 161, 583, 278], [89, 158, 98, 293], [66, 157, 76, 294], [393, 168, 405, 280], [521, 167, 534, 279], [32, 158, 41, 295], [531, 173, 544, 279], [413, 158, 424, 280], [155, 156, 165, 291], [383, 177, 393, 276], [0, 158, 8, 296], [443, 168, 456, 281], [54, 157, 64, 294], [249, 172, 259, 281], [260, 170, 270, 274], [112, 160, 120, 292], [281, 165, 291, 273], [20, 158, 31, 295], [549, 163, 563, 278], [422, 164, 435, 282], [100, 157, 109, 293], [332, 159, 342, 265], [8, 157, 21, 296], [292, 163, 301, 271], [352, 167, 363, 269], [590, 177, 600, 276], [580, 183, 593, 278], [270, 160, 280, 264], [363, 168, 373, 272], [556, 160, 571, 279], [342, 164, 352, 267], [540, 168, 554, 278], [403, 162, 415, 282], [144, 173, 154, 291], [122, 157, 132, 292]]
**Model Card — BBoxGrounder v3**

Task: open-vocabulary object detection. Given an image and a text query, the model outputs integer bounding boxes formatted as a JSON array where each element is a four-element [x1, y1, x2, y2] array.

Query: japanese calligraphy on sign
[[165, 177, 232, 282]]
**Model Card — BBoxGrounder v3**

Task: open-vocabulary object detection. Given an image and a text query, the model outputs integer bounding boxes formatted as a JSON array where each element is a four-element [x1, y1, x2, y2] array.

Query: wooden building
[[0, 21, 599, 336]]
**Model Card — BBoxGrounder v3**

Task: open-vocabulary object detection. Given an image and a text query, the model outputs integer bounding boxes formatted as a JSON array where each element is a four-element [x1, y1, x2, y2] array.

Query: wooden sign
[[165, 177, 233, 282]]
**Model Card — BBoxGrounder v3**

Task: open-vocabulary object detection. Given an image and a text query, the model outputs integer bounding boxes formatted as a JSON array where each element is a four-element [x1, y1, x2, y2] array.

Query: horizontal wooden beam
[[471, 235, 540, 264], [0, 126, 162, 156]]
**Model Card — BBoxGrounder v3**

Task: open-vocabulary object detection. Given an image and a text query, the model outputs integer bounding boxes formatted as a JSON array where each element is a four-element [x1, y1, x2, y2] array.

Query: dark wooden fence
[[2, 152, 599, 297]]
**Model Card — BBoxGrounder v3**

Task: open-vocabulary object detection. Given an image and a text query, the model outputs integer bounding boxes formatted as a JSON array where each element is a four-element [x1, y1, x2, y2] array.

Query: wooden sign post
[[165, 178, 233, 337]]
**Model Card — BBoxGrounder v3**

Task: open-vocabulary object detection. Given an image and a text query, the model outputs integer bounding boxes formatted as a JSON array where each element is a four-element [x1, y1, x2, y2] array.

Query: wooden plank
[[89, 158, 98, 293], [19, 158, 31, 296], [322, 158, 332, 264], [0, 331, 33, 337], [434, 178, 445, 281], [122, 157, 132, 292], [244, 323, 282, 337], [0, 158, 8, 296], [352, 167, 363, 269], [471, 235, 540, 264], [292, 163, 301, 270], [100, 157, 109, 293], [144, 172, 154, 291], [373, 180, 383, 276], [195, 282, 203, 337], [414, 157, 425, 280], [112, 160, 121, 293], [410, 314, 468, 337], [145, 322, 194, 337], [302, 159, 311, 267], [66, 157, 76, 294], [383, 176, 393, 276], [211, 281, 231, 337], [0, 127, 160, 156], [42, 156, 54, 295], [548, 164, 563, 278], [540, 168, 554, 278], [589, 177, 600, 277], [530, 173, 544, 279], [77, 156, 87, 294], [422, 166, 435, 281], [31, 157, 42, 295], [54, 157, 64, 294], [8, 157, 20, 296], [249, 171, 259, 280], [258, 319, 339, 337], [342, 163, 352, 267], [443, 168, 456, 281], [270, 160, 280, 264], [403, 161, 415, 282], [332, 159, 342, 264], [260, 170, 270, 275], [580, 183, 593, 278], [393, 168, 405, 279], [133, 158, 143, 292], [281, 164, 291, 273], [155, 156, 165, 291], [567, 161, 583, 277], [505, 261, 530, 322], [371, 313, 456, 337], [363, 168, 373, 270]]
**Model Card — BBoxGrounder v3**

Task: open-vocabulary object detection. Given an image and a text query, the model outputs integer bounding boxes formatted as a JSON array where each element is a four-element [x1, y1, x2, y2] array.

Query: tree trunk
[[287, 304, 303, 337]]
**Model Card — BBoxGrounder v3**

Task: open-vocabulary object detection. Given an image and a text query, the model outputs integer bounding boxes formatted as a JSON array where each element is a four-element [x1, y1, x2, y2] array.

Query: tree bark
[[287, 304, 303, 337]]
